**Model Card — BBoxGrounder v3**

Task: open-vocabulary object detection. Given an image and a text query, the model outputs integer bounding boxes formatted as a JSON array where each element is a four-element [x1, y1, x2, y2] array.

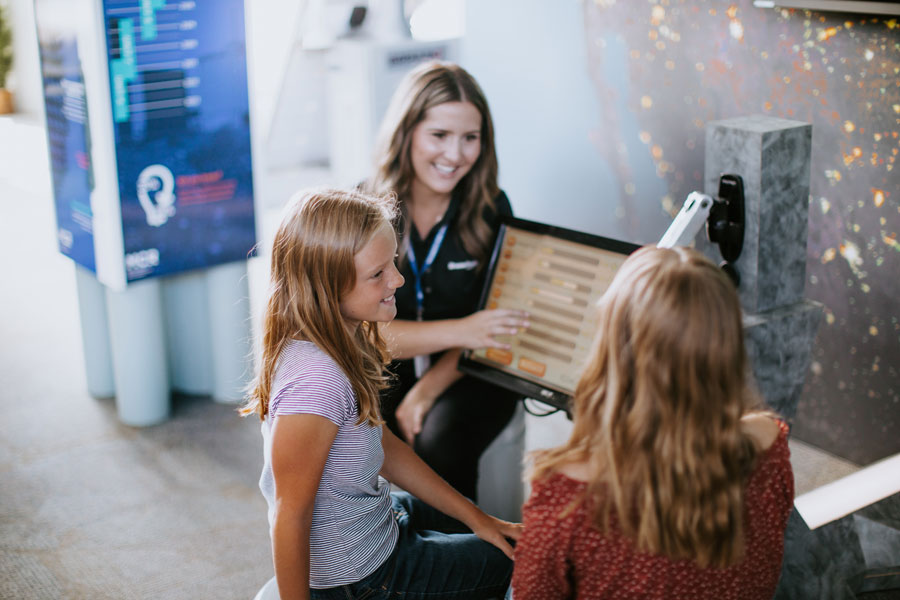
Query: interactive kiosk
[[459, 218, 639, 412], [35, 0, 256, 425]]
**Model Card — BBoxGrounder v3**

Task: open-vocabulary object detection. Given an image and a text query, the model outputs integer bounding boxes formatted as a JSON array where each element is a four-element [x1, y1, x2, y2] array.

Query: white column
[[162, 272, 213, 395], [207, 261, 253, 403], [106, 278, 170, 426], [478, 403, 527, 522], [74, 265, 115, 398]]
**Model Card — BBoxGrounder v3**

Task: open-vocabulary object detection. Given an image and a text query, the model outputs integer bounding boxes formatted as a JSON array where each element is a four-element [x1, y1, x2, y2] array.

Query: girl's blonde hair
[[364, 60, 499, 267], [241, 188, 398, 425], [531, 246, 766, 568]]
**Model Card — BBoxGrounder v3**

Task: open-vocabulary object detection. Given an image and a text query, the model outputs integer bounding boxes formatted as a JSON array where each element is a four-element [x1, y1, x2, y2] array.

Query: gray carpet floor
[[1, 175, 273, 599]]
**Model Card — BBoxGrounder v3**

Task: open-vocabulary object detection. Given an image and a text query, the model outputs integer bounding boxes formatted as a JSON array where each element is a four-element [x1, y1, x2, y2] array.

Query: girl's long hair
[[531, 246, 766, 568], [364, 60, 499, 267], [240, 188, 398, 425]]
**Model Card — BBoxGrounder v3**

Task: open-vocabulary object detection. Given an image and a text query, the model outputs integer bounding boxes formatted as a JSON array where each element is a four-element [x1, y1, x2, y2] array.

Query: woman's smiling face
[[409, 101, 483, 199]]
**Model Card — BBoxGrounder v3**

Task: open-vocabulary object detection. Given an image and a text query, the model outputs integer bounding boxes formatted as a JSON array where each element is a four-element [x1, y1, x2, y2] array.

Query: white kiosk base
[[75, 262, 253, 427]]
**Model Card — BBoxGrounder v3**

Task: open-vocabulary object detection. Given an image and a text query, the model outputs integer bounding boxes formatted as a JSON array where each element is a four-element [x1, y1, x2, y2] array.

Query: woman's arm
[[395, 348, 463, 443], [380, 426, 522, 557], [382, 309, 529, 359], [269, 414, 339, 600]]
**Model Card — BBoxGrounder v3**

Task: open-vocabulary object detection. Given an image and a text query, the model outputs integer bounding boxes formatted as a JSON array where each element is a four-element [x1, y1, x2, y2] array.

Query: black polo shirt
[[394, 190, 512, 323]]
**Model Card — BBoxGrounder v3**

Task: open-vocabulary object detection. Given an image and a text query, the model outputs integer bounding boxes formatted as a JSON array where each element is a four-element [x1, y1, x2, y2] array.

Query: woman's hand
[[396, 388, 436, 444], [383, 311, 529, 359], [469, 514, 524, 560], [396, 349, 464, 443], [456, 309, 529, 350]]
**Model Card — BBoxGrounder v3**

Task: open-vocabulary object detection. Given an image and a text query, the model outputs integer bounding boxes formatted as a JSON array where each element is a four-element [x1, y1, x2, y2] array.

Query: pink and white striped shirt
[[259, 339, 397, 588]]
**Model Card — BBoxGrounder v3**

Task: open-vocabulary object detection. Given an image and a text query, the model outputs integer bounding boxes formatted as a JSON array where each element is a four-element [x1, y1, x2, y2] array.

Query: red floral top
[[512, 423, 794, 600]]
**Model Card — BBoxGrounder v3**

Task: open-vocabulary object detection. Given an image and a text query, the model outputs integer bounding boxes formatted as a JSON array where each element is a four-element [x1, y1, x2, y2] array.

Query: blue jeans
[[310, 492, 513, 600]]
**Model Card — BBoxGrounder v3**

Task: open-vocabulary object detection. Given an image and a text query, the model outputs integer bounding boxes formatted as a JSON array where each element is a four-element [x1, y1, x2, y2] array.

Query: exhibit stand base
[[744, 300, 823, 421], [477, 403, 526, 522], [75, 262, 253, 427]]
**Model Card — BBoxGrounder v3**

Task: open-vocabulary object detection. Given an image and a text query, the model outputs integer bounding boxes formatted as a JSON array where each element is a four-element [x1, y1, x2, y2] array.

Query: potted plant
[[0, 3, 13, 114]]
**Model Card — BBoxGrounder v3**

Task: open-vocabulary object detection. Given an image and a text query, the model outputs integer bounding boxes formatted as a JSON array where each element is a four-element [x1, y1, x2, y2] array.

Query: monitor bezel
[[457, 216, 641, 413]]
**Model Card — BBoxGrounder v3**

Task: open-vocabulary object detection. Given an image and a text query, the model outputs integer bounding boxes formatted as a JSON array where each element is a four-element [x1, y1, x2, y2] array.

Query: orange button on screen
[[485, 348, 513, 366], [518, 357, 547, 378]]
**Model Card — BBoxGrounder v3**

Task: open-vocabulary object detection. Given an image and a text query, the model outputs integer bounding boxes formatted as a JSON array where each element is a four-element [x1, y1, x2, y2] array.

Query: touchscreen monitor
[[458, 217, 640, 412]]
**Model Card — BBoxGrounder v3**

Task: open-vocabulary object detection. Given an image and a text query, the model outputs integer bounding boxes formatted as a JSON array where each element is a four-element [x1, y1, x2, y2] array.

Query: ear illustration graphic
[[137, 164, 176, 227]]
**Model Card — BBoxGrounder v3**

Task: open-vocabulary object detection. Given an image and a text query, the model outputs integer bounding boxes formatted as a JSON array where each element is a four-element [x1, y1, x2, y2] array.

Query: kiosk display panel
[[35, 0, 257, 289], [34, 4, 97, 272], [458, 217, 640, 412], [101, 0, 256, 283]]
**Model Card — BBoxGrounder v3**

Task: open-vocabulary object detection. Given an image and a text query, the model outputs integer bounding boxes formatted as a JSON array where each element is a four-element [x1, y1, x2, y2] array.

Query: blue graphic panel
[[102, 0, 256, 282], [34, 13, 96, 273]]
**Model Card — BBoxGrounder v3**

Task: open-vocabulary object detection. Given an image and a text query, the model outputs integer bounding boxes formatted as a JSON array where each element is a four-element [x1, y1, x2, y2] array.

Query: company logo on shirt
[[447, 260, 479, 271]]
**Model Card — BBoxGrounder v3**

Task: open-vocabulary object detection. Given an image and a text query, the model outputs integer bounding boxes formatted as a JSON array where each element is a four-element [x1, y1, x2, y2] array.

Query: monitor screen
[[458, 217, 640, 412]]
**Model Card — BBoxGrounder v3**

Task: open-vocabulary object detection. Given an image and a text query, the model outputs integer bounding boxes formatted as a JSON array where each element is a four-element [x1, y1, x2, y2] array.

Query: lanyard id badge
[[407, 223, 448, 378], [413, 353, 430, 379]]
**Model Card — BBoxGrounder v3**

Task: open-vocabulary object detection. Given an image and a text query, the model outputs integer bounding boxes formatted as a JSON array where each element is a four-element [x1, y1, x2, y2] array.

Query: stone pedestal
[[743, 301, 823, 421], [701, 116, 822, 421], [775, 494, 900, 599], [704, 115, 812, 314]]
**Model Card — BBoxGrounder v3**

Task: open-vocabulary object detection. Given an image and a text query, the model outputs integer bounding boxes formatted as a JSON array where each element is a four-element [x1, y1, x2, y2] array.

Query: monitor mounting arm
[[658, 174, 746, 286]]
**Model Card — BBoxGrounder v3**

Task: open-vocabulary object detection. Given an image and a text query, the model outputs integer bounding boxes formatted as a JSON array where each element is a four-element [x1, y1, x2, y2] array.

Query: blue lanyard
[[406, 223, 448, 320]]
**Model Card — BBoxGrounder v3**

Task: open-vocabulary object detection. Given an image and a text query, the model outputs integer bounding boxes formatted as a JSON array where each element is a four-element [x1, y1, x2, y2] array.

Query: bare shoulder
[[740, 413, 783, 452], [556, 460, 591, 483]]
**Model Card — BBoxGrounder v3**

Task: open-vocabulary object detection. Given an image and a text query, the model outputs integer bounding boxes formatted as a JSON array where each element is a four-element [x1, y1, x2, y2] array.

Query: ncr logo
[[125, 248, 160, 274]]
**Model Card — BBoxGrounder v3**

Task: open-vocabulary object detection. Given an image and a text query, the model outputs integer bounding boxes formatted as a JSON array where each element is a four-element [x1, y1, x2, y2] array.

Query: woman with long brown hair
[[511, 246, 794, 599], [364, 60, 528, 501]]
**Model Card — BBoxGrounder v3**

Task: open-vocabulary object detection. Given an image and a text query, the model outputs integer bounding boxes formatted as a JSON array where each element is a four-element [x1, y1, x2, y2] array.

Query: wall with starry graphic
[[466, 0, 898, 466]]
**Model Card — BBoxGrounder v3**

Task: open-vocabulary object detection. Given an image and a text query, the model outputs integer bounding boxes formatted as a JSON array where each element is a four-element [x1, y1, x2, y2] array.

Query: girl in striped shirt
[[242, 188, 520, 600]]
